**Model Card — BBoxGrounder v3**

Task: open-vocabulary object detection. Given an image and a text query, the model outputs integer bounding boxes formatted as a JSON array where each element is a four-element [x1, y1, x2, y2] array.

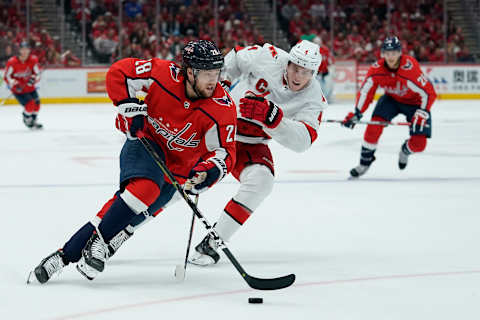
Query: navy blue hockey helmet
[[19, 41, 30, 49], [182, 40, 224, 70], [381, 36, 402, 52]]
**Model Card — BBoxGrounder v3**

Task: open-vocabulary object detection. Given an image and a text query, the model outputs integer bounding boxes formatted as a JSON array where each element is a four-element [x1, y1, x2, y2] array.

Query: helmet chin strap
[[186, 69, 203, 99]]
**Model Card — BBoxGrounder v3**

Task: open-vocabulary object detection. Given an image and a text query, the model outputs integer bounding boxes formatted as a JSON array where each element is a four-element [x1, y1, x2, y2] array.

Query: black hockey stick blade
[[222, 247, 295, 290], [244, 273, 296, 290]]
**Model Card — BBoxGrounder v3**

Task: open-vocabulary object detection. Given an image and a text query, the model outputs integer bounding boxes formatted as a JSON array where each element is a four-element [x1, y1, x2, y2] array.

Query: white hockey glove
[[115, 98, 148, 139]]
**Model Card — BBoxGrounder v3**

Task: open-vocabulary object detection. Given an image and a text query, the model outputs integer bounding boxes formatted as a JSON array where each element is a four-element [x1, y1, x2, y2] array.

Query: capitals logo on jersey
[[169, 63, 180, 82], [213, 94, 233, 107], [148, 117, 200, 151]]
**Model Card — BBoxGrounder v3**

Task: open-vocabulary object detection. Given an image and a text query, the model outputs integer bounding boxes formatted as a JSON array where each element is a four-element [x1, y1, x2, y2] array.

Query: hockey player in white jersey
[[190, 40, 328, 265]]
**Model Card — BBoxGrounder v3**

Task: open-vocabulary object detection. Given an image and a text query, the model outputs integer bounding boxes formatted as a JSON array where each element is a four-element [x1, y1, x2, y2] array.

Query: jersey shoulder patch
[[169, 62, 181, 82]]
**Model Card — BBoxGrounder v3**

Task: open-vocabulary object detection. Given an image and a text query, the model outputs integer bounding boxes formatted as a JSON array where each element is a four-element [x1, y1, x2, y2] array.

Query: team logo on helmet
[[213, 94, 233, 107], [169, 63, 180, 82]]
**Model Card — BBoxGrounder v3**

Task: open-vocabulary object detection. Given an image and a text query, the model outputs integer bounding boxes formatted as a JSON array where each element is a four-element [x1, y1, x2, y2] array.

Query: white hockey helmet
[[288, 40, 322, 71]]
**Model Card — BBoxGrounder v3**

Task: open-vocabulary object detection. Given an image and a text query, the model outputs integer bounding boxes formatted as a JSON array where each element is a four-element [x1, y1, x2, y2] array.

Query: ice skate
[[398, 141, 411, 170], [349, 164, 371, 178], [27, 249, 67, 284], [189, 234, 220, 266], [82, 232, 108, 272], [107, 228, 133, 258]]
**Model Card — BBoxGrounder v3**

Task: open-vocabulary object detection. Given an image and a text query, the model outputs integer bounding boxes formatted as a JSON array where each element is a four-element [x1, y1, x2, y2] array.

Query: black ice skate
[[107, 228, 133, 258], [398, 140, 412, 170], [350, 164, 371, 178], [28, 249, 67, 284], [82, 231, 108, 272], [189, 234, 220, 266], [23, 113, 43, 130]]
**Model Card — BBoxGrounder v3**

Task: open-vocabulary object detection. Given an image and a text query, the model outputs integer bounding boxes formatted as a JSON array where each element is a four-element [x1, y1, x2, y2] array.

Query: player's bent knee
[[408, 135, 427, 153], [122, 178, 161, 214], [236, 165, 274, 209]]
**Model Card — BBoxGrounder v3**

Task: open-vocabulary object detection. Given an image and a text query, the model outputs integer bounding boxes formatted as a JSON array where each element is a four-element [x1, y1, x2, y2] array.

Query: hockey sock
[[24, 100, 36, 113], [407, 135, 427, 153], [215, 199, 252, 241], [62, 222, 96, 263], [360, 146, 376, 166], [363, 116, 385, 145], [99, 178, 160, 242]]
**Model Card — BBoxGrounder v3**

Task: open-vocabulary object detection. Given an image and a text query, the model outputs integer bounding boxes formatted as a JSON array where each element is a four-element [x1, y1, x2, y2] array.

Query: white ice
[[0, 101, 479, 320]]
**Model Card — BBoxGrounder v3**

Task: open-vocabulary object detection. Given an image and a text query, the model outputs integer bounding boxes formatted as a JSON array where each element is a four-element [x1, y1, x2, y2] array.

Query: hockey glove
[[185, 159, 226, 195], [27, 76, 36, 86], [342, 108, 363, 129], [411, 109, 430, 134], [115, 98, 148, 140], [239, 96, 283, 129]]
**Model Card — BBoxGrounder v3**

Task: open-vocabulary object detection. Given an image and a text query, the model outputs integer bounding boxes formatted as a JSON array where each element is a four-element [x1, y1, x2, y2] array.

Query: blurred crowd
[[0, 0, 477, 68], [279, 0, 475, 63], [67, 0, 265, 64]]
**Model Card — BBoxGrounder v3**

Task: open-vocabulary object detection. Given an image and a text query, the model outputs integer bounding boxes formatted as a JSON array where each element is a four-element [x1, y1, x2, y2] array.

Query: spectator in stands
[[61, 50, 81, 67], [124, 0, 143, 19]]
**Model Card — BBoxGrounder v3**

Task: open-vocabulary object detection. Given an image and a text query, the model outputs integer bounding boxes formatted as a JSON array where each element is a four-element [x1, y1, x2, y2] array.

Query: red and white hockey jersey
[[356, 55, 437, 112], [4, 54, 41, 94], [106, 58, 237, 183], [223, 43, 328, 153]]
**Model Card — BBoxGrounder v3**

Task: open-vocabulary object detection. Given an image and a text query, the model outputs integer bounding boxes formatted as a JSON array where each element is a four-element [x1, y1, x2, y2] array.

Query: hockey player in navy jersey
[[28, 40, 237, 284], [342, 36, 437, 178]]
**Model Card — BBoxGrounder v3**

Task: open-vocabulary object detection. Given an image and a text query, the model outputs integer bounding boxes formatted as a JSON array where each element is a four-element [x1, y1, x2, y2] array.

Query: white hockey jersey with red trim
[[223, 43, 328, 153]]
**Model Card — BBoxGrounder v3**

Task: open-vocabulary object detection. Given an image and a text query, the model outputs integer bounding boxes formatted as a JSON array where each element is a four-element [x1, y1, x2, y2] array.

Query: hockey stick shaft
[[182, 195, 198, 273], [137, 132, 295, 290], [322, 119, 411, 126]]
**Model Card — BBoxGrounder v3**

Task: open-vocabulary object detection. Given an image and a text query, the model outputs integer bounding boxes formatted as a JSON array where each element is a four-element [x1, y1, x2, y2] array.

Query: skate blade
[[26, 270, 38, 284], [174, 264, 185, 282], [188, 255, 216, 267]]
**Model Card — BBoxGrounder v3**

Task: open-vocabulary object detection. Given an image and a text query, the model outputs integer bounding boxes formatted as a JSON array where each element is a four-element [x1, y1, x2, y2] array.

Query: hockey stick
[[322, 119, 412, 126], [174, 194, 198, 282], [137, 132, 295, 290]]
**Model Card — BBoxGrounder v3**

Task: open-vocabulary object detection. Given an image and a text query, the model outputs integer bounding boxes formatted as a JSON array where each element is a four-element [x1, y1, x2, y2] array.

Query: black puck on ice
[[248, 297, 263, 304]]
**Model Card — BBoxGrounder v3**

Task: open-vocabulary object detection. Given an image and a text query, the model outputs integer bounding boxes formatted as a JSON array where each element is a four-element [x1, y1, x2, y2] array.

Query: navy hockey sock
[[98, 196, 138, 243], [63, 222, 95, 263], [360, 146, 376, 166]]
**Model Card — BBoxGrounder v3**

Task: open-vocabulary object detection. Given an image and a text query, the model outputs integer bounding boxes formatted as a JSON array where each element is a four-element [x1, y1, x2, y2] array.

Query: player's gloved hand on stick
[[411, 109, 429, 133], [27, 76, 36, 86], [239, 96, 283, 129], [185, 159, 224, 195], [342, 108, 363, 129], [115, 98, 147, 139]]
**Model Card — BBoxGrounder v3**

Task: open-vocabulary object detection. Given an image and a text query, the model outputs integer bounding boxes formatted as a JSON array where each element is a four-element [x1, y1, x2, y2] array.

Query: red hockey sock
[[407, 135, 427, 153], [363, 116, 386, 145], [24, 100, 36, 113], [124, 178, 160, 209], [224, 199, 252, 225]]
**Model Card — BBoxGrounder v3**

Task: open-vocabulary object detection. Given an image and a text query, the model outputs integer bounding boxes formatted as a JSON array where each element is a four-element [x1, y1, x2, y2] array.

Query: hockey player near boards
[[3, 41, 43, 129], [342, 36, 437, 178], [29, 40, 237, 284], [190, 40, 328, 265]]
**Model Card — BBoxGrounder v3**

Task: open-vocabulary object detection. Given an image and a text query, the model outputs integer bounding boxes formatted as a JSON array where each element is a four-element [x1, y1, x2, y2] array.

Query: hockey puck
[[248, 297, 263, 304]]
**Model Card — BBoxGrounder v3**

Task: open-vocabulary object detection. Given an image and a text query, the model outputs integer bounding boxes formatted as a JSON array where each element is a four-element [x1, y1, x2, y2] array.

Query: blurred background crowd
[[0, 0, 478, 67]]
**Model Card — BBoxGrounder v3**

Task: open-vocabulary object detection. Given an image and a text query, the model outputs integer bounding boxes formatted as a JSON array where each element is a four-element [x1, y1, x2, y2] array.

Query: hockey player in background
[[342, 36, 437, 178], [313, 36, 335, 103], [28, 40, 237, 284], [3, 41, 43, 129], [190, 40, 328, 266]]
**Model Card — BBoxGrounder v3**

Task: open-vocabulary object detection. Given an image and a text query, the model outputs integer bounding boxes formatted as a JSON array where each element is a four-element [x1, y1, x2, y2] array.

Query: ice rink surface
[[0, 100, 479, 320]]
